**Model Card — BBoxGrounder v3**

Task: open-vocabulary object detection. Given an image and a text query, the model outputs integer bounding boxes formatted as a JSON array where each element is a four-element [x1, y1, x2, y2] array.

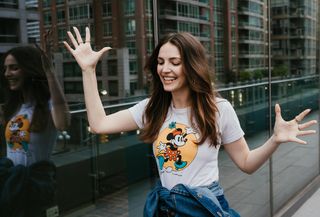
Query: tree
[[239, 70, 252, 81], [272, 65, 288, 77]]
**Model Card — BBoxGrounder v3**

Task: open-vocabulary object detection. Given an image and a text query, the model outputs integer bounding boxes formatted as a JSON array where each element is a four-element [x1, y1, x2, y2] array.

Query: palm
[[273, 104, 316, 145], [72, 44, 101, 70], [63, 27, 110, 72], [274, 116, 299, 143]]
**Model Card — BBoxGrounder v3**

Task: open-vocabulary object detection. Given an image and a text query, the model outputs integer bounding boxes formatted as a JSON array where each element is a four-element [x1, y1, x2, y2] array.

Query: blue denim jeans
[[144, 180, 240, 217]]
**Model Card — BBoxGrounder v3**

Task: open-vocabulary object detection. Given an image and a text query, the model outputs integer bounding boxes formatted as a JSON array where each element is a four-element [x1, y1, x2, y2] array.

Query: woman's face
[[3, 54, 25, 91], [157, 42, 188, 95]]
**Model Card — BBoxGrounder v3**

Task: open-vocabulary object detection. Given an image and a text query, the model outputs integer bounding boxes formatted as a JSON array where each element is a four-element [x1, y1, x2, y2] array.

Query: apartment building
[[39, 0, 153, 103], [271, 0, 318, 76], [0, 0, 40, 54], [237, 0, 268, 80], [39, 0, 244, 103]]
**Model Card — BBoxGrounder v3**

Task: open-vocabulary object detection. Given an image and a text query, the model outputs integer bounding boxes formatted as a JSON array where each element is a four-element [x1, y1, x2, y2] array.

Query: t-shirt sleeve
[[128, 98, 149, 129], [217, 99, 244, 145]]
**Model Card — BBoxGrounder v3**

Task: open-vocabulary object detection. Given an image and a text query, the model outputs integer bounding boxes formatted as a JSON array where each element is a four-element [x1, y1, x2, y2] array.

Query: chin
[[162, 86, 175, 92], [9, 86, 21, 91]]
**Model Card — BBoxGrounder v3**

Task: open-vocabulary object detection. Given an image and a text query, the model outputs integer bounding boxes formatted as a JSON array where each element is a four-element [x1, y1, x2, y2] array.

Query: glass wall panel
[[0, 0, 319, 217], [271, 0, 320, 213], [219, 84, 270, 216]]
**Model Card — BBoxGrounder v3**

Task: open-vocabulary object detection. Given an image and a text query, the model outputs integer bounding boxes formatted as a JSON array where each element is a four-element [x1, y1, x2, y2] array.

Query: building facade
[[0, 0, 40, 54], [237, 0, 268, 80], [39, 0, 244, 103], [271, 0, 318, 76]]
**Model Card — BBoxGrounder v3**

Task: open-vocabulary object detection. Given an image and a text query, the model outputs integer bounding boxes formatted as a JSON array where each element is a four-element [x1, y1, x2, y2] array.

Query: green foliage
[[272, 65, 288, 77], [239, 70, 252, 81], [253, 70, 263, 80]]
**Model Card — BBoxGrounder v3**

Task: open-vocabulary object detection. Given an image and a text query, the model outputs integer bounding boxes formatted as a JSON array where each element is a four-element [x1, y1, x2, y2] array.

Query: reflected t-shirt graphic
[[6, 114, 31, 152], [5, 102, 58, 166]]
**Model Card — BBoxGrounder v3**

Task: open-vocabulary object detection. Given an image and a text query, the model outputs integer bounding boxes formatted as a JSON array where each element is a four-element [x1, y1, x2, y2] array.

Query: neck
[[171, 90, 191, 109], [22, 90, 32, 104]]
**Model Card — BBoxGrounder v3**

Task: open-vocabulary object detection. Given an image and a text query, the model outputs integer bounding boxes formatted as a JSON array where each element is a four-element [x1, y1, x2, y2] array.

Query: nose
[[161, 62, 172, 73], [4, 67, 10, 77]]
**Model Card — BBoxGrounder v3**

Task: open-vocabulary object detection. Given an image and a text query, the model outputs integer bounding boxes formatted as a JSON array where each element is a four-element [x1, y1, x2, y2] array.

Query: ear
[[166, 133, 174, 140]]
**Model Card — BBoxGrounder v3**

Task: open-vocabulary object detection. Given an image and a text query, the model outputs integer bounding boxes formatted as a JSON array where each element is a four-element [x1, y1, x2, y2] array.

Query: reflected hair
[[0, 46, 51, 132], [141, 32, 219, 147]]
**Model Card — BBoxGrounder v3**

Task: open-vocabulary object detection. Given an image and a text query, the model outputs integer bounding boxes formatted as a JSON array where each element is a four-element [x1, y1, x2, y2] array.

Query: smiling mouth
[[163, 77, 176, 83], [6, 78, 20, 86], [7, 78, 18, 83]]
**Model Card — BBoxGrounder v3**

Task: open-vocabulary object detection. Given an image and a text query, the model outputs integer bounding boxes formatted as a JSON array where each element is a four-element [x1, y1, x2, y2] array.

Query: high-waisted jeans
[[144, 180, 240, 217]]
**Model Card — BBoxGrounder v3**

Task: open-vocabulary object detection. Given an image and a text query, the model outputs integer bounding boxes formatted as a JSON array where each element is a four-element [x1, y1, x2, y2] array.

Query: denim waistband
[[144, 180, 240, 217]]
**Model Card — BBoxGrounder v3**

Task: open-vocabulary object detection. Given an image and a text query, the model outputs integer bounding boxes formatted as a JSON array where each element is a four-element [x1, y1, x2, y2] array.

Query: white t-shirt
[[129, 97, 244, 190], [5, 102, 58, 166]]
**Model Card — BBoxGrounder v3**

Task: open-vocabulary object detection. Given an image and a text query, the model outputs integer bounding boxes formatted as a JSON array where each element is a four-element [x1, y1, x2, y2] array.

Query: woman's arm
[[224, 104, 317, 174], [63, 27, 138, 134], [39, 32, 71, 131]]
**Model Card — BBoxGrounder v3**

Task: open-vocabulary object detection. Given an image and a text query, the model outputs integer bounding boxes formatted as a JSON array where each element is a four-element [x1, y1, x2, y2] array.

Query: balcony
[[36, 75, 319, 216]]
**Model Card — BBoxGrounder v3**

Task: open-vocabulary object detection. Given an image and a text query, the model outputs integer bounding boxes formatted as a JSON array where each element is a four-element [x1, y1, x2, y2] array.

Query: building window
[[145, 19, 153, 34], [147, 37, 154, 54], [130, 81, 138, 95], [56, 0, 64, 5], [129, 61, 137, 75], [43, 11, 51, 25], [63, 62, 81, 77], [108, 60, 117, 76], [42, 0, 51, 8], [0, 18, 19, 43], [145, 0, 152, 15], [57, 9, 65, 23], [178, 21, 189, 32], [58, 27, 66, 41], [64, 82, 83, 94], [69, 4, 92, 20], [126, 41, 136, 55], [177, 3, 188, 17], [103, 22, 112, 37], [102, 0, 112, 17], [189, 5, 199, 18], [108, 80, 118, 96], [125, 0, 135, 15], [126, 19, 136, 35], [0, 0, 18, 8]]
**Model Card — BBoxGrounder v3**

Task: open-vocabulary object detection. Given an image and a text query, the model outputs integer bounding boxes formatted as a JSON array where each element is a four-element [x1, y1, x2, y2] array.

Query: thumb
[[98, 47, 112, 57], [275, 103, 281, 119]]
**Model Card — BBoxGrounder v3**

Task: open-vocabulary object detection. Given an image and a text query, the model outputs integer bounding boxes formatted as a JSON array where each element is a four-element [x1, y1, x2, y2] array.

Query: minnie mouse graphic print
[[129, 98, 244, 190], [5, 102, 58, 166]]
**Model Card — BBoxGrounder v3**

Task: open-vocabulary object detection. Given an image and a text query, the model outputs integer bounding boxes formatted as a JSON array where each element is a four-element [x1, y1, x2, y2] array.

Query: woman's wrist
[[270, 134, 281, 147], [82, 69, 96, 74]]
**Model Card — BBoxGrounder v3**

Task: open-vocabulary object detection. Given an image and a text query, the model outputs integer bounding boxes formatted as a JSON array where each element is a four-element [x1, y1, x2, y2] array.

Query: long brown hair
[[141, 32, 219, 147], [0, 46, 51, 132]]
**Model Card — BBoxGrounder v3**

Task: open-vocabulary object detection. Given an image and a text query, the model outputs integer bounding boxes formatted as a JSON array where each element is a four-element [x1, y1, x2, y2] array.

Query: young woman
[[64, 27, 317, 216], [0, 45, 70, 166]]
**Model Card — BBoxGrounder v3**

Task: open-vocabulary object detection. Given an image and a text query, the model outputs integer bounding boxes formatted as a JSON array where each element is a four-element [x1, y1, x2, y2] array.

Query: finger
[[67, 31, 78, 48], [295, 109, 311, 122], [63, 41, 74, 55], [85, 27, 91, 43], [298, 130, 316, 136], [73, 26, 83, 44], [292, 137, 307, 145], [298, 120, 317, 130]]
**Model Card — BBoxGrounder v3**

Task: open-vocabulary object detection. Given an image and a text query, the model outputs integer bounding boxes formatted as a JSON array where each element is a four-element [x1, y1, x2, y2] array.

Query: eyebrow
[[157, 57, 181, 60], [4, 64, 19, 67]]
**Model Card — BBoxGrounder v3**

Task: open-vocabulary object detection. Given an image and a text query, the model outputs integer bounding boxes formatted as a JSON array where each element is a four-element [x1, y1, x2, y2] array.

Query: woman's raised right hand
[[63, 26, 111, 73]]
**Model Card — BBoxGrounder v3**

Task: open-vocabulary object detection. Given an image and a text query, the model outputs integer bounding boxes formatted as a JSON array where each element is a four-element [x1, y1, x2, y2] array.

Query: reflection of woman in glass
[[0, 45, 70, 166], [64, 27, 316, 216]]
